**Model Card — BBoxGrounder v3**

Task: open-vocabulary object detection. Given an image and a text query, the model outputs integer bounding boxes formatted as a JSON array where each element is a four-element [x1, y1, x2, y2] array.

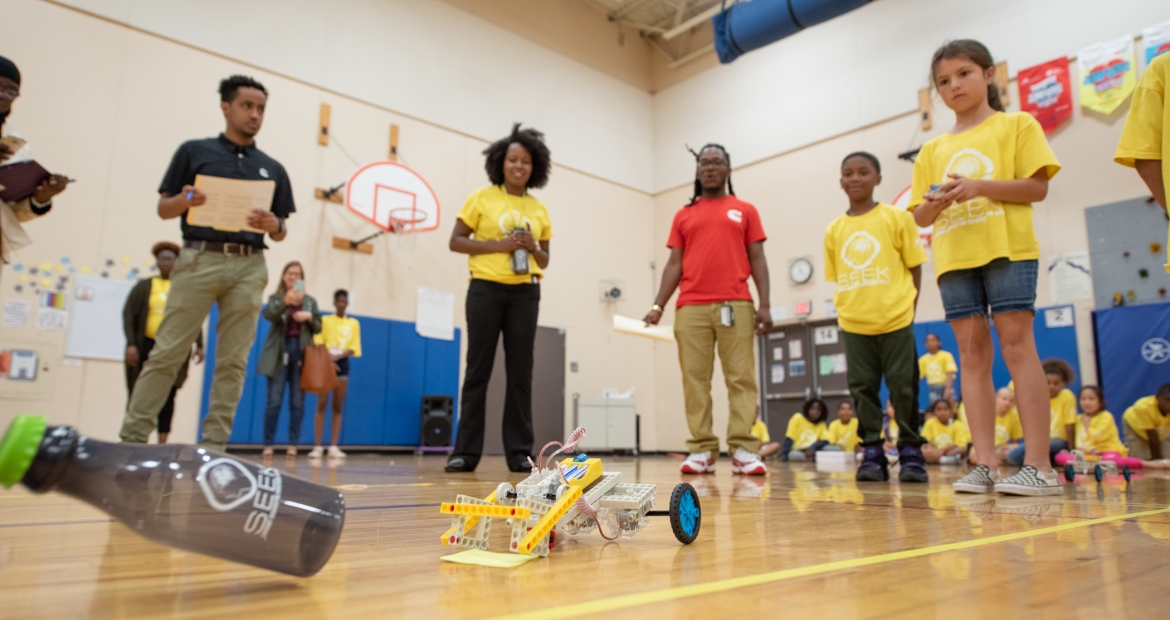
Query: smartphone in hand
[[294, 279, 305, 294]]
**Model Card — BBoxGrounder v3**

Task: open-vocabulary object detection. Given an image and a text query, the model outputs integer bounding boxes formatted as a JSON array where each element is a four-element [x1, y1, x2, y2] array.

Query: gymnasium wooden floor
[[3, 453, 1170, 619]]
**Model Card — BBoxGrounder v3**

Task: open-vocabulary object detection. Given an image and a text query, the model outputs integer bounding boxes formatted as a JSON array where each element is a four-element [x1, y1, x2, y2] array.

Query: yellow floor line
[[490, 505, 1170, 620]]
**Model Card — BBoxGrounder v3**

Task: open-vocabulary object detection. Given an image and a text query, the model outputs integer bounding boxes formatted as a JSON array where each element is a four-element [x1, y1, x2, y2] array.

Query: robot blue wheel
[[669, 483, 701, 545]]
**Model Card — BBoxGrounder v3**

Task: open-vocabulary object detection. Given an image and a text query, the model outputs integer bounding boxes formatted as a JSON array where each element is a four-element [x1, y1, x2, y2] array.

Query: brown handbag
[[300, 344, 339, 394]]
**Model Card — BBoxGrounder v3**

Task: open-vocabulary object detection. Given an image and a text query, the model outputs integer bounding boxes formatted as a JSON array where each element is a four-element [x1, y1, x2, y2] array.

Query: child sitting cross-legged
[[781, 399, 830, 462], [826, 401, 861, 453], [752, 406, 783, 459], [922, 400, 971, 464]]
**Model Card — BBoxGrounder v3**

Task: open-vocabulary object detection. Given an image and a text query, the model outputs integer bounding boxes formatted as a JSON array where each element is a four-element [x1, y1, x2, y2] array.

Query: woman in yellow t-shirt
[[782, 399, 830, 462], [309, 289, 362, 460], [911, 40, 1062, 496], [446, 125, 553, 474], [122, 241, 204, 444]]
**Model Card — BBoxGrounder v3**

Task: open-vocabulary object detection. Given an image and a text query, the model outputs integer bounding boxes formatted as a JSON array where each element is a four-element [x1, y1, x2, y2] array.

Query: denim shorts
[[937, 258, 1038, 321]]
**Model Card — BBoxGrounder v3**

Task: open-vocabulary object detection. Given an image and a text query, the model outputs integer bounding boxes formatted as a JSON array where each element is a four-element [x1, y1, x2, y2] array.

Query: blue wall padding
[[713, 0, 872, 63], [198, 305, 461, 446], [1093, 303, 1170, 426], [874, 305, 1081, 411]]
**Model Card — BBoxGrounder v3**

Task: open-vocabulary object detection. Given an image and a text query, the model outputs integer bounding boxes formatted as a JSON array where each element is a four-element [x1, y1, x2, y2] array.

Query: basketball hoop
[[388, 208, 426, 250]]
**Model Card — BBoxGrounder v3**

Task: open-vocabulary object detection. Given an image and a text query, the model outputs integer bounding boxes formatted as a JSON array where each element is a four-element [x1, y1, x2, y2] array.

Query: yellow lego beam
[[440, 503, 532, 520], [517, 486, 582, 555], [440, 490, 497, 546]]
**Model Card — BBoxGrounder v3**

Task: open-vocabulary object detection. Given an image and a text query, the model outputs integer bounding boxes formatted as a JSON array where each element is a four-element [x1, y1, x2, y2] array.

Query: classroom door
[[759, 324, 815, 442], [482, 325, 566, 456]]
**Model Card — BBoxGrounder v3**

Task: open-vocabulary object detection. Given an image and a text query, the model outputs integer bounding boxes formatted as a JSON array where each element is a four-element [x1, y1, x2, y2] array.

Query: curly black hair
[[801, 398, 829, 424], [1042, 358, 1076, 385], [483, 123, 551, 190], [219, 75, 268, 103]]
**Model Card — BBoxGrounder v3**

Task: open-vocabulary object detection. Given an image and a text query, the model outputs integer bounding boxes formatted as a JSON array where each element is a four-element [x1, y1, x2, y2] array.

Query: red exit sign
[[794, 300, 812, 317]]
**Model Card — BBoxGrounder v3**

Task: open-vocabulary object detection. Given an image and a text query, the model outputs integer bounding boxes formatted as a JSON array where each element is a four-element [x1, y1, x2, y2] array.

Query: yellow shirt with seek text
[[1076, 412, 1127, 456], [921, 417, 971, 450], [314, 315, 362, 357], [457, 185, 553, 285], [145, 277, 171, 340], [910, 112, 1061, 277], [826, 418, 860, 452], [786, 415, 828, 450], [995, 409, 1023, 446], [824, 203, 927, 335], [1115, 52, 1170, 272], [918, 351, 958, 386]]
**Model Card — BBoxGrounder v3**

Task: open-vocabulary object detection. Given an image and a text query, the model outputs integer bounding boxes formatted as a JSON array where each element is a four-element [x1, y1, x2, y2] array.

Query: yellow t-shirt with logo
[[1115, 52, 1170, 273], [995, 409, 1023, 446], [826, 418, 860, 452], [457, 185, 553, 285], [1123, 396, 1170, 441], [314, 315, 362, 357], [918, 351, 958, 386], [910, 112, 1061, 277], [1049, 388, 1077, 441], [1076, 412, 1127, 456], [921, 417, 971, 450], [145, 277, 171, 339], [785, 414, 828, 450], [823, 203, 927, 335]]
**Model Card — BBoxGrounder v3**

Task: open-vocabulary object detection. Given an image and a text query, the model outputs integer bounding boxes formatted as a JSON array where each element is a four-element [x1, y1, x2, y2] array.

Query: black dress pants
[[452, 279, 539, 469]]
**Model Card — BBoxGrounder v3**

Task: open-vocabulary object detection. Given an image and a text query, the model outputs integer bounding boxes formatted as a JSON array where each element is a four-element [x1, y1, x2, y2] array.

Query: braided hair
[[686, 143, 734, 206]]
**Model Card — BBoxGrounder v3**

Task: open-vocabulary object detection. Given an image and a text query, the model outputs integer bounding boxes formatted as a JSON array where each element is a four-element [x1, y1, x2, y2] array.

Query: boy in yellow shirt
[[310, 289, 362, 459], [1114, 51, 1169, 272], [826, 401, 861, 453], [1122, 384, 1170, 460], [824, 152, 929, 483], [919, 334, 958, 404], [782, 399, 829, 461], [921, 400, 971, 464], [1005, 359, 1076, 466]]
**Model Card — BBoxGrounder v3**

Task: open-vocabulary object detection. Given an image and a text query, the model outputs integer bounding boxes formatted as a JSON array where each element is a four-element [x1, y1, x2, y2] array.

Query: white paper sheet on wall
[[1047, 251, 1093, 304], [416, 287, 455, 341]]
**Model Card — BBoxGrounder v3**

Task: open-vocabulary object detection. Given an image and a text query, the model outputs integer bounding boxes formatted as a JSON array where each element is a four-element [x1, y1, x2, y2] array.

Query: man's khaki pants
[[119, 248, 267, 450], [674, 301, 760, 456]]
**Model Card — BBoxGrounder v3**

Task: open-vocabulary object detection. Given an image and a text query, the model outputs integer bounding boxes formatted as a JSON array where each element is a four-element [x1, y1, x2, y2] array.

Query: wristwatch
[[650, 304, 664, 313]]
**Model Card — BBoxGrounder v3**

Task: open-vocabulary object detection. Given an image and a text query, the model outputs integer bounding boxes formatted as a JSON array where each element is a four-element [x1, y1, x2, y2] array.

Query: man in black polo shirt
[[120, 75, 294, 450]]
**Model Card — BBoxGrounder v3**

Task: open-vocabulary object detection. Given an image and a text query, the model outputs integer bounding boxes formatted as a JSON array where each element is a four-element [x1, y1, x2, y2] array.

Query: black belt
[[184, 240, 263, 256]]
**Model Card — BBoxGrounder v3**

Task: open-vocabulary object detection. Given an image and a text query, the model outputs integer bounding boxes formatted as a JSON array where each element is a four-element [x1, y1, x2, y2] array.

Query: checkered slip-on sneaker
[[994, 465, 1062, 496], [953, 464, 999, 494]]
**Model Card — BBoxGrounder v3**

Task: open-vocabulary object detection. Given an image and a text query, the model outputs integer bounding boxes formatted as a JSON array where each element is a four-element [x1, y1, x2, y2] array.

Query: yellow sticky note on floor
[[440, 549, 539, 568]]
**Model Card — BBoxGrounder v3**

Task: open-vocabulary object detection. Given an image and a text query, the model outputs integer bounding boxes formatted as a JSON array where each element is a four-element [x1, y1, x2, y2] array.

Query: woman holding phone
[[259, 261, 321, 458]]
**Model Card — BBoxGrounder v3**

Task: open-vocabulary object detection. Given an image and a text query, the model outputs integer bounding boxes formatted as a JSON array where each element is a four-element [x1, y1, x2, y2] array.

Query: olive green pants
[[119, 248, 267, 450], [674, 301, 760, 455]]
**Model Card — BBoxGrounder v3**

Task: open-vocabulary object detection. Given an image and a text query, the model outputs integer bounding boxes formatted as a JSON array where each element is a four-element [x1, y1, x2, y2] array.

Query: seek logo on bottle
[[197, 458, 283, 540]]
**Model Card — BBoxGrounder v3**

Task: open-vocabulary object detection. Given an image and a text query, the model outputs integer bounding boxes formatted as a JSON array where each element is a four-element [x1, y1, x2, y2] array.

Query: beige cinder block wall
[[0, 0, 659, 448]]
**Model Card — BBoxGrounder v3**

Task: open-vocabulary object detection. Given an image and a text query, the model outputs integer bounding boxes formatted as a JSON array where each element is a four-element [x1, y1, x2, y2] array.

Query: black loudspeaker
[[420, 395, 454, 447]]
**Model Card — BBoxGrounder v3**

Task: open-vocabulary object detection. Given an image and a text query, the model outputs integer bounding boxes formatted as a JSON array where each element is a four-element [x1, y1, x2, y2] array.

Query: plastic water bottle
[[510, 228, 530, 275], [0, 415, 345, 577]]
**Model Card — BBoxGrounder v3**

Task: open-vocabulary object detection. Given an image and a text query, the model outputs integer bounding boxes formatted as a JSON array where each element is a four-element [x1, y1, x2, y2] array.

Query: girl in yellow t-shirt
[[910, 40, 1062, 496], [921, 400, 971, 464], [1066, 386, 1127, 457], [782, 399, 830, 462]]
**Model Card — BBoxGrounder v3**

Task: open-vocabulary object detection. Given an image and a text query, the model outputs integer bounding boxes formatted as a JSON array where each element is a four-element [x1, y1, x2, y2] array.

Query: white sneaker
[[995, 465, 1062, 496], [731, 448, 767, 475], [328, 445, 347, 459], [953, 464, 999, 494], [307, 446, 324, 459], [680, 451, 715, 474]]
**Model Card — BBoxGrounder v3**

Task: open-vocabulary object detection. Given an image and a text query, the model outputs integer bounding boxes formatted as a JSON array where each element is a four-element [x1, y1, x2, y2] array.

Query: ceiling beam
[[662, 3, 723, 40], [609, 0, 658, 21]]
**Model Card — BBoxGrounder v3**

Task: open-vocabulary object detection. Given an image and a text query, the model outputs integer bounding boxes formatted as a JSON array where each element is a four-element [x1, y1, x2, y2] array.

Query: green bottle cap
[[0, 414, 47, 489]]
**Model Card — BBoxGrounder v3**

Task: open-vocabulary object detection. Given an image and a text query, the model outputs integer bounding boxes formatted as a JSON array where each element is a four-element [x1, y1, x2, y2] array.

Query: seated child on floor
[[882, 399, 899, 461], [827, 401, 861, 453], [1069, 385, 1126, 456], [752, 406, 783, 458], [993, 387, 1023, 464], [782, 399, 830, 462], [1005, 359, 1077, 466], [921, 400, 970, 464]]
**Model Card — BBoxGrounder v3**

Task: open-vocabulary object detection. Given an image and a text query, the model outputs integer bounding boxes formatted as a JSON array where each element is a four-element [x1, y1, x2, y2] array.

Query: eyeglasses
[[0, 88, 19, 101]]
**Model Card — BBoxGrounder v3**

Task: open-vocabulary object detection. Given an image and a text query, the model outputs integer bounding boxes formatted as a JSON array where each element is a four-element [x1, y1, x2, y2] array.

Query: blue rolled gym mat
[[713, 0, 875, 64]]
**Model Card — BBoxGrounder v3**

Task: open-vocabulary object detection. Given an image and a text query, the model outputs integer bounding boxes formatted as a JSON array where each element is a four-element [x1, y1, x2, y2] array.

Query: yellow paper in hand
[[613, 315, 674, 343], [439, 549, 539, 568], [187, 174, 275, 233]]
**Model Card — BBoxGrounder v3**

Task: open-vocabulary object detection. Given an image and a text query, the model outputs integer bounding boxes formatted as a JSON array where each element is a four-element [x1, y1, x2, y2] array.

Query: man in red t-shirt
[[644, 144, 772, 475]]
